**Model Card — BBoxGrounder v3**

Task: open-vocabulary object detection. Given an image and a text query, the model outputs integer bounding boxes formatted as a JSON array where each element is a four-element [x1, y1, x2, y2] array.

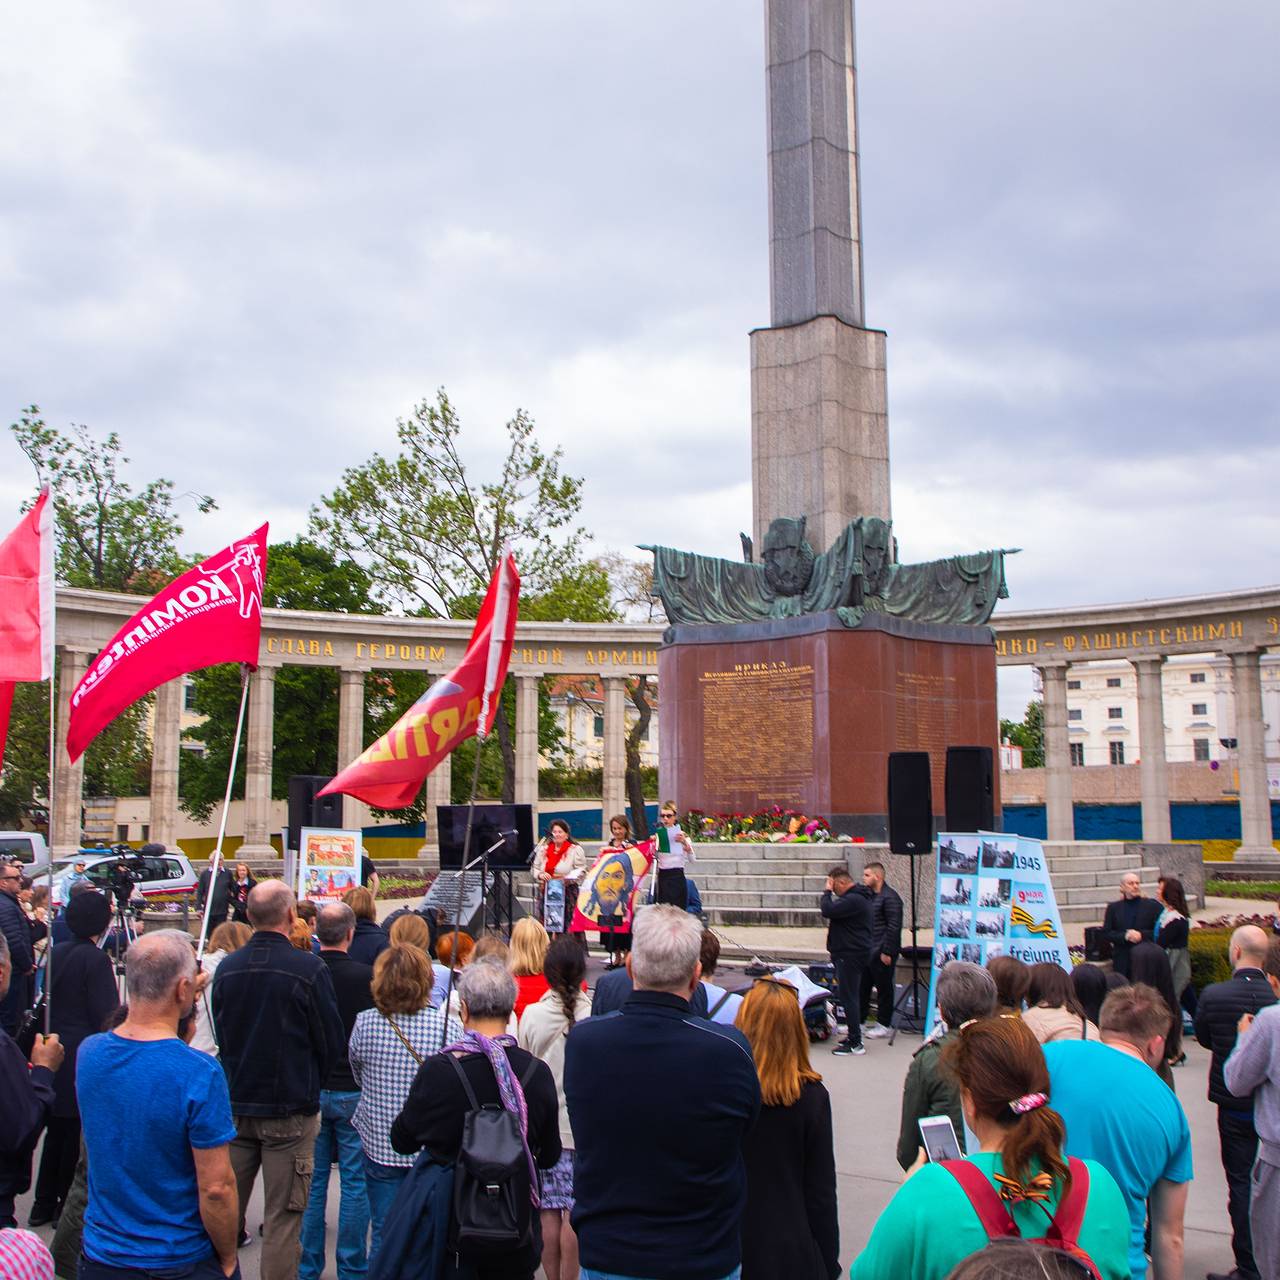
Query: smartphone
[[918, 1114, 963, 1163]]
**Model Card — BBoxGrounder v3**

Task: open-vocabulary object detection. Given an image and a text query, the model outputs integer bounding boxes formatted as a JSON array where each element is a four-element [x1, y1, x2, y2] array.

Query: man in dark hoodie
[[821, 866, 875, 1057]]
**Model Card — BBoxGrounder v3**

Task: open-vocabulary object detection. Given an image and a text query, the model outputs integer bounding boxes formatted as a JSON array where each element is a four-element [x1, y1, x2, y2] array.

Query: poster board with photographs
[[298, 828, 363, 905], [924, 832, 1071, 1037]]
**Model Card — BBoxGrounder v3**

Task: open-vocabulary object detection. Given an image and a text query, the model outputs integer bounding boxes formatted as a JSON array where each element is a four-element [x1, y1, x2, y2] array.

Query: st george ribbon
[[66, 525, 268, 762], [320, 551, 520, 810]]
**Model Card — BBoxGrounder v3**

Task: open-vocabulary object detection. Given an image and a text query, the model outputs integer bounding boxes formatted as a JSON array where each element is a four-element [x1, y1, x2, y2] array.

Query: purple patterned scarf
[[444, 1029, 540, 1206]]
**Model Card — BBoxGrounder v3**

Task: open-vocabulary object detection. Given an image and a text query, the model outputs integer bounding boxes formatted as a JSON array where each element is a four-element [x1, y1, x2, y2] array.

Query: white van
[[0, 832, 49, 865]]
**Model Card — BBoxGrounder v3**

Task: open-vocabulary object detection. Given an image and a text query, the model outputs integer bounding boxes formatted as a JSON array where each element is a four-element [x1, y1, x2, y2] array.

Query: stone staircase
[[1040, 843, 1161, 923]]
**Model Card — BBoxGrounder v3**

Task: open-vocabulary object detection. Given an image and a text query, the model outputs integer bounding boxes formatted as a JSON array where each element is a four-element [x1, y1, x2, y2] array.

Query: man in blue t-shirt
[[1045, 983, 1193, 1280], [77, 930, 239, 1280]]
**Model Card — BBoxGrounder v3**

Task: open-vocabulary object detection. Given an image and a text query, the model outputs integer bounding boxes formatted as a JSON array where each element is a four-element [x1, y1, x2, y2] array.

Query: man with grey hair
[[1099, 871, 1160, 978], [896, 960, 996, 1170], [1196, 923, 1277, 1280], [300, 903, 374, 1280], [212, 880, 344, 1280], [565, 906, 760, 1280], [76, 930, 240, 1279], [0, 928, 63, 1229], [389, 958, 560, 1279]]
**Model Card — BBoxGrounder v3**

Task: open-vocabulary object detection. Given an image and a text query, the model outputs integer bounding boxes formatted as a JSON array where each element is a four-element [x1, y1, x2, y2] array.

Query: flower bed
[[681, 806, 839, 843]]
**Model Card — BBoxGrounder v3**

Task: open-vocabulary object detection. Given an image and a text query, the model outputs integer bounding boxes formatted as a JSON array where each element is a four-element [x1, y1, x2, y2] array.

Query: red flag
[[0, 490, 54, 769], [320, 551, 520, 810], [66, 524, 268, 763]]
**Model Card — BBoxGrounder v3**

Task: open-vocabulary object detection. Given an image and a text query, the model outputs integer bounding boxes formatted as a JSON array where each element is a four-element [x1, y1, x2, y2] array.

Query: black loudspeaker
[[288, 775, 344, 852], [888, 752, 933, 855], [944, 746, 995, 833], [1084, 926, 1112, 963]]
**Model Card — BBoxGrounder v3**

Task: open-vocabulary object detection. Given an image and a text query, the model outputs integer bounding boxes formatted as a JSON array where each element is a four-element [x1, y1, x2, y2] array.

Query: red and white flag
[[0, 490, 55, 769], [320, 550, 520, 810], [66, 524, 268, 762]]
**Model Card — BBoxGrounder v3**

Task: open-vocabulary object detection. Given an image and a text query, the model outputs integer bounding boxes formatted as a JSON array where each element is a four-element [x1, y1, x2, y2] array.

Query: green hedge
[[1205, 879, 1280, 900], [1189, 929, 1232, 992]]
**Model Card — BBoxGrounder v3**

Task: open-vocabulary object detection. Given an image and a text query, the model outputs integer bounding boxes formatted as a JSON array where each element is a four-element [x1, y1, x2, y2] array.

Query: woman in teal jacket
[[851, 1016, 1130, 1280]]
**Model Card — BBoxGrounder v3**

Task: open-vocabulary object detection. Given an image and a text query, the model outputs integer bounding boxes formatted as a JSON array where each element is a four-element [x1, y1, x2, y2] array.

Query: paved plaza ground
[[16, 1001, 1238, 1280]]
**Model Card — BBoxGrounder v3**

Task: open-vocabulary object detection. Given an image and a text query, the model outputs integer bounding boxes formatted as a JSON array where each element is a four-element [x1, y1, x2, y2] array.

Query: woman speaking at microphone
[[532, 819, 586, 937]]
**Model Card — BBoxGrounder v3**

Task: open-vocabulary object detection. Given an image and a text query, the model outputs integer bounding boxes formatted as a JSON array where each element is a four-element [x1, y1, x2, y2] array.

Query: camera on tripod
[[105, 847, 142, 906]]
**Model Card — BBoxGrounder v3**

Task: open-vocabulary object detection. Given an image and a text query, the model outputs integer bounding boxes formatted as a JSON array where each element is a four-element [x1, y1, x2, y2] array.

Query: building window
[[1110, 741, 1126, 765], [1067, 679, 1081, 690], [1069, 743, 1084, 766], [183, 683, 197, 711], [116, 824, 129, 843], [592, 714, 603, 737], [1068, 709, 1083, 721], [141, 825, 150, 843], [1193, 738, 1210, 762], [1191, 702, 1207, 716], [1107, 707, 1123, 720], [1106, 677, 1122, 688], [1190, 672, 1206, 684]]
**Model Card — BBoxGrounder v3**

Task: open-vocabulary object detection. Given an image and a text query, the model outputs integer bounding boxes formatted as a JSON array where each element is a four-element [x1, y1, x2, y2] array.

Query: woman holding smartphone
[[851, 1017, 1130, 1280], [654, 802, 693, 911]]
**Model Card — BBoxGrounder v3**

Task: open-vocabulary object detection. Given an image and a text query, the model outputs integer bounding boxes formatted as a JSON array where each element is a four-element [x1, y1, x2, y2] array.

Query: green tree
[[11, 406, 215, 592], [310, 389, 607, 802], [180, 540, 380, 822], [1000, 699, 1045, 769]]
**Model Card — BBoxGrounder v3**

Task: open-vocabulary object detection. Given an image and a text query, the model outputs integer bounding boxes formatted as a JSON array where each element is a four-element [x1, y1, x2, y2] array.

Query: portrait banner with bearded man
[[570, 840, 654, 935]]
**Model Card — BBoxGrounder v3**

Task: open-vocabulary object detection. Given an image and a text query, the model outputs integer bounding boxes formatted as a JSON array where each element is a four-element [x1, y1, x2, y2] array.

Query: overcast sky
[[2, 2, 1277, 717]]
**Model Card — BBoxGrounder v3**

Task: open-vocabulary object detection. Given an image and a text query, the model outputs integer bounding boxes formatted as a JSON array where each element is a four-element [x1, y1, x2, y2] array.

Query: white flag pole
[[38, 489, 56, 1037]]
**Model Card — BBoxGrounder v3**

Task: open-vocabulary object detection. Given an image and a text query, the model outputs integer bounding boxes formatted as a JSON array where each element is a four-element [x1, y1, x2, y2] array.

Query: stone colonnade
[[48, 590, 663, 857], [994, 588, 1280, 860]]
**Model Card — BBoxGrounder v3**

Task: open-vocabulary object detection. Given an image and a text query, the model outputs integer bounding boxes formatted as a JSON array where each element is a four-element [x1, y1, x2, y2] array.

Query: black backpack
[[446, 1051, 540, 1258]]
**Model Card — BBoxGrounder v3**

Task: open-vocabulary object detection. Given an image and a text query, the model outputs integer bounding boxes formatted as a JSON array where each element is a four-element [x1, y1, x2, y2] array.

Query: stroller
[[743, 960, 836, 1041]]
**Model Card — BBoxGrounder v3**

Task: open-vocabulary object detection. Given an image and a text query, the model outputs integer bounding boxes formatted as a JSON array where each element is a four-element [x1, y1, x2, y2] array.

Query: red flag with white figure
[[66, 524, 268, 762], [0, 490, 54, 769], [320, 549, 520, 810]]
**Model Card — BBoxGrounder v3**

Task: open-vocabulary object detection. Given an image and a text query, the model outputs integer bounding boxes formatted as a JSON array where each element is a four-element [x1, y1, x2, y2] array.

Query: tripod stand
[[887, 851, 929, 1044], [100, 888, 141, 999]]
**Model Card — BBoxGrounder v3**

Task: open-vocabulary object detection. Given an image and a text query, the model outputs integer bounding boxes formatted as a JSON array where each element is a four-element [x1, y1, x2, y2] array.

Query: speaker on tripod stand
[[886, 752, 933, 1039]]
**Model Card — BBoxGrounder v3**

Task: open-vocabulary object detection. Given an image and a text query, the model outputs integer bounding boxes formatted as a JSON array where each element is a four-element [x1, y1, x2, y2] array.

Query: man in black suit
[[300, 902, 375, 1280], [1100, 871, 1161, 978], [196, 857, 235, 930]]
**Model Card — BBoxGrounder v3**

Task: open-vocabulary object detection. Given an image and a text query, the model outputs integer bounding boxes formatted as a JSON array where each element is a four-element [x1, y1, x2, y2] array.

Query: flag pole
[[44, 660, 56, 1036], [196, 664, 251, 963]]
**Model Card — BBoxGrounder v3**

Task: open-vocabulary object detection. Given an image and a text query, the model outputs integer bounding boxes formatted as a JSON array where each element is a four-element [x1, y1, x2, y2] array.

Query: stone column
[[1231, 649, 1275, 859], [602, 677, 627, 824], [1039, 664, 1073, 842], [50, 648, 89, 857], [337, 669, 370, 833], [514, 675, 540, 808], [149, 678, 183, 850], [239, 664, 278, 858], [1133, 656, 1171, 843]]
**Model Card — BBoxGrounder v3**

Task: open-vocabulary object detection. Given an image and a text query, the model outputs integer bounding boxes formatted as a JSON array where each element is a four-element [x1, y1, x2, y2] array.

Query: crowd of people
[[2, 845, 1280, 1280]]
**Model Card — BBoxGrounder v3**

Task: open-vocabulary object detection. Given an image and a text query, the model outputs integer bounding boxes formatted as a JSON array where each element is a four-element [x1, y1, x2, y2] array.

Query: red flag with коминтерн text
[[319, 551, 520, 810]]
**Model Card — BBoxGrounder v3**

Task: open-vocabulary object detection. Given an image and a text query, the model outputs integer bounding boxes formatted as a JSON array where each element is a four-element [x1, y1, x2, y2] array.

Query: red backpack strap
[[940, 1161, 1020, 1242], [1044, 1157, 1090, 1249]]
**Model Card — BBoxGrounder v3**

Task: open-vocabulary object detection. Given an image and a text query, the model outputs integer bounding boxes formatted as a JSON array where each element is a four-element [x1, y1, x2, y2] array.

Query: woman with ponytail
[[851, 1017, 1130, 1280], [517, 936, 592, 1280]]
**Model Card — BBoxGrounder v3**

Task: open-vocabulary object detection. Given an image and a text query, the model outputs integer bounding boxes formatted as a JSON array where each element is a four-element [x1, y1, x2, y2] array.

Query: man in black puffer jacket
[[1195, 924, 1277, 1280]]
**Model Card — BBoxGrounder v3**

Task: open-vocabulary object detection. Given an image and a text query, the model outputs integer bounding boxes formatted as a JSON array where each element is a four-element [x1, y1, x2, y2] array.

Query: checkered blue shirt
[[349, 1004, 463, 1166]]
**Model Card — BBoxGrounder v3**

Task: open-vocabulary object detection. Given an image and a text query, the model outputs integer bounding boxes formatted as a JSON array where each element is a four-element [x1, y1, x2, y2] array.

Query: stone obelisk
[[751, 0, 890, 555]]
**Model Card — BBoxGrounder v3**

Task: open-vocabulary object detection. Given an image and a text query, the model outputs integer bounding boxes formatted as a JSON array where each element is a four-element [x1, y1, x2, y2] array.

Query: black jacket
[[868, 884, 904, 959], [0, 891, 34, 1036], [590, 964, 709, 1017], [197, 867, 235, 923], [348, 918, 390, 968], [1195, 967, 1278, 1110], [741, 1079, 839, 1280], [1100, 896, 1162, 977], [391, 1044, 560, 1280], [318, 949, 374, 1092], [0, 1030, 55, 1208], [211, 930, 345, 1117], [47, 939, 120, 1118], [565, 991, 760, 1280], [821, 885, 874, 960]]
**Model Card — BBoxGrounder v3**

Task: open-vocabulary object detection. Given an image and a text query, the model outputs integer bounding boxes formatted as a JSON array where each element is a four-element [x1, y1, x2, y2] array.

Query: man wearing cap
[[28, 891, 119, 1229]]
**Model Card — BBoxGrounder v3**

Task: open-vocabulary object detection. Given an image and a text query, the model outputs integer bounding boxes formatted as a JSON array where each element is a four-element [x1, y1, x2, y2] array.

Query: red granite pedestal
[[658, 611, 1000, 840]]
